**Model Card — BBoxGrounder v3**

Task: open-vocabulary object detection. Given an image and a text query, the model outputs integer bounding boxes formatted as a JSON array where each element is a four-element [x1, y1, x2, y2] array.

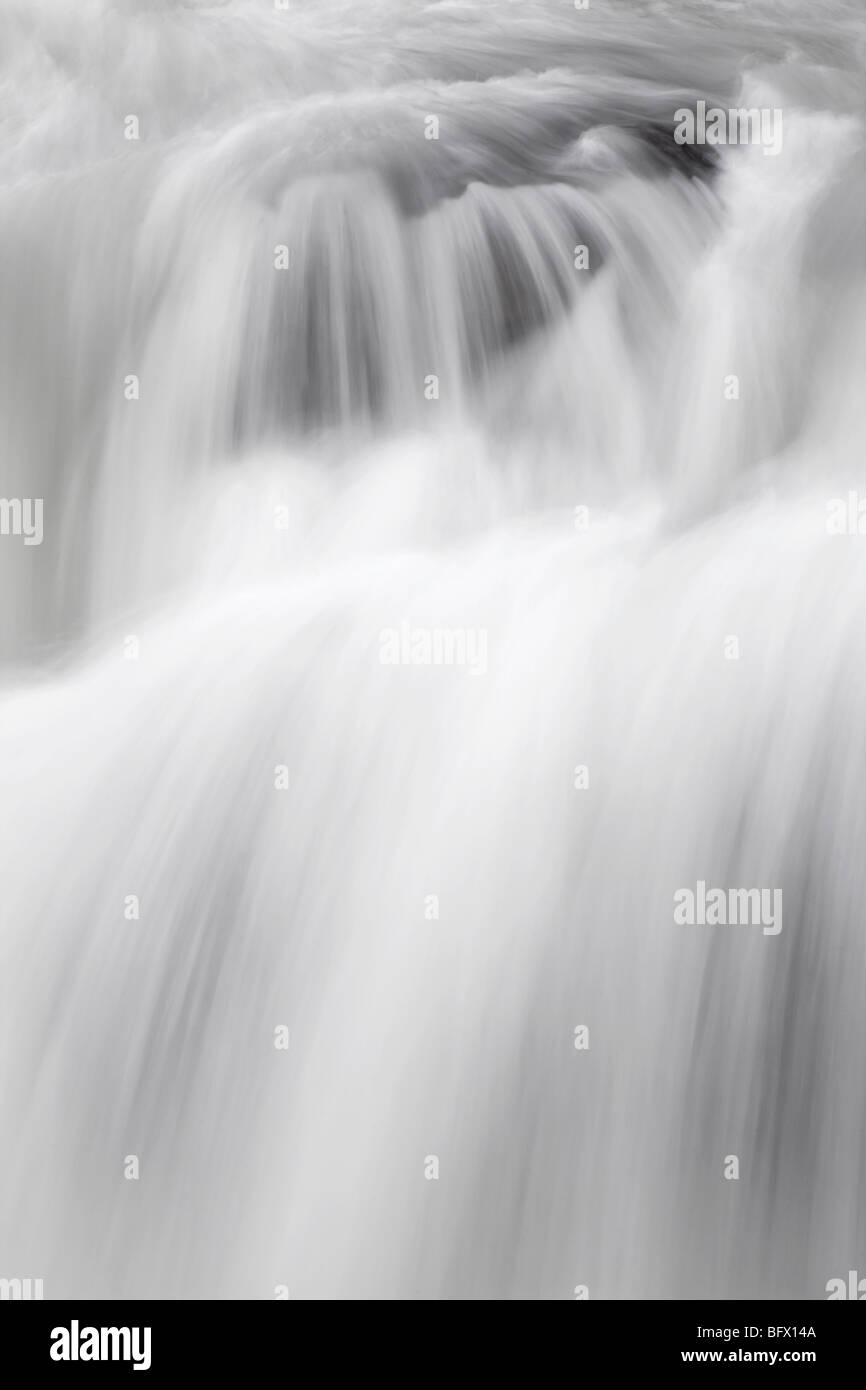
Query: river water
[[1, 0, 864, 1298]]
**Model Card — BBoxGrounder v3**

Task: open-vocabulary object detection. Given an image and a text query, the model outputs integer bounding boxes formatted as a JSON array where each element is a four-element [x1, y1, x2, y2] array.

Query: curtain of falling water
[[0, 0, 865, 1298]]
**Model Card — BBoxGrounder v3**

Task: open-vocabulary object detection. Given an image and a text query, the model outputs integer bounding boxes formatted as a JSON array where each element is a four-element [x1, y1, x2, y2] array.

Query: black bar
[[2, 1299, 861, 1376]]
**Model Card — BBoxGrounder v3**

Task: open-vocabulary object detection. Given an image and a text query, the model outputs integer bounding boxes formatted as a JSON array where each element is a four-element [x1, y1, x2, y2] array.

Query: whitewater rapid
[[1, 0, 865, 1298]]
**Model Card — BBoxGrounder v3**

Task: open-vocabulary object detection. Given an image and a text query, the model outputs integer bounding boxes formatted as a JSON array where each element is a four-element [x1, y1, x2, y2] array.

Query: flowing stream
[[1, 0, 865, 1298]]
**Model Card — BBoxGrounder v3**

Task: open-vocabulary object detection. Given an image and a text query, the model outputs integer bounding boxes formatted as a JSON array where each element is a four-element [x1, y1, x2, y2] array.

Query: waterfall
[[1, 0, 865, 1298]]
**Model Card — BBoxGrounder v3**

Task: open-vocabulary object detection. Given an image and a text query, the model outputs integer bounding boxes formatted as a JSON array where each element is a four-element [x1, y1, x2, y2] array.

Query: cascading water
[[1, 0, 865, 1299]]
